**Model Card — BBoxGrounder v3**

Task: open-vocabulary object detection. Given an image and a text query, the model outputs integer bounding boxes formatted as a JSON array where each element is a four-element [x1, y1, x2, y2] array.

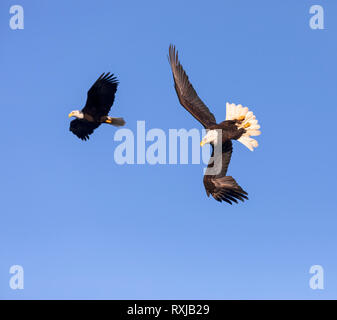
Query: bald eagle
[[168, 45, 261, 204], [68, 72, 125, 140]]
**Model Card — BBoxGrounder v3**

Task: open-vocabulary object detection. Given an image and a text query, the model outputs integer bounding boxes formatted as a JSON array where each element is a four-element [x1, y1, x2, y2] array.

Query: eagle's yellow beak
[[200, 141, 205, 147], [68, 112, 73, 118]]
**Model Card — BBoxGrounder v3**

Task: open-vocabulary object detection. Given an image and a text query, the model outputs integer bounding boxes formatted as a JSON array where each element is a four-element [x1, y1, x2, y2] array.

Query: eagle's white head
[[68, 110, 84, 119], [200, 129, 220, 147]]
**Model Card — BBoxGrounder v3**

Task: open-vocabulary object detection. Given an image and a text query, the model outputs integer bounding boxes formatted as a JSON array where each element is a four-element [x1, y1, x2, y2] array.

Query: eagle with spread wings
[[68, 73, 125, 141], [168, 45, 261, 204]]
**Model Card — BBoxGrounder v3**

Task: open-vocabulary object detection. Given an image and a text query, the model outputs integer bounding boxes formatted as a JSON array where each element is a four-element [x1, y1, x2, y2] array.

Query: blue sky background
[[1, 0, 337, 299]]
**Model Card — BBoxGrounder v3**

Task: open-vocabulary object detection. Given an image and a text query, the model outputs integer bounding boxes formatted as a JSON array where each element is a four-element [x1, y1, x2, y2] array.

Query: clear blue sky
[[1, 0, 337, 299]]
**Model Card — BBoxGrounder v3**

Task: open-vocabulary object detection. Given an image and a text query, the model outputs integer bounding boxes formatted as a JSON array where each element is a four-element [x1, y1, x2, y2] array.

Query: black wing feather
[[82, 72, 119, 120], [168, 45, 216, 128], [69, 119, 100, 141]]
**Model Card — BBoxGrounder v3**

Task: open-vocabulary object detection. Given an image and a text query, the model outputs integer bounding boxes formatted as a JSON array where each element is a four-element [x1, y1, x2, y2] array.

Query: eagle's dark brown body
[[210, 120, 246, 141]]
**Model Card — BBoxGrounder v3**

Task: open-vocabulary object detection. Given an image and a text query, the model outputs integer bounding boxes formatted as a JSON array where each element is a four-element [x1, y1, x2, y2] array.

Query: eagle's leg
[[101, 116, 126, 127], [100, 116, 112, 124]]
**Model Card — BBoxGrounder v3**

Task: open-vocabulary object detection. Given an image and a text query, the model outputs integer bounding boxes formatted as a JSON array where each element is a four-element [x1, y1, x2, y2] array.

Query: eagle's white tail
[[226, 103, 261, 151]]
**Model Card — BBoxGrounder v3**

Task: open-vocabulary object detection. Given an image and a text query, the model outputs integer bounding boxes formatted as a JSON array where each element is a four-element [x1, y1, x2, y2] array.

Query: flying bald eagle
[[68, 72, 125, 140], [168, 45, 261, 204]]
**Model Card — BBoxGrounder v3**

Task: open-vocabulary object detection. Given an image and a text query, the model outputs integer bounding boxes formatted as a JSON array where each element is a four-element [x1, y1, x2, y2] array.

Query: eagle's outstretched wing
[[168, 45, 217, 128], [203, 140, 248, 204], [82, 72, 119, 120], [69, 119, 100, 141]]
